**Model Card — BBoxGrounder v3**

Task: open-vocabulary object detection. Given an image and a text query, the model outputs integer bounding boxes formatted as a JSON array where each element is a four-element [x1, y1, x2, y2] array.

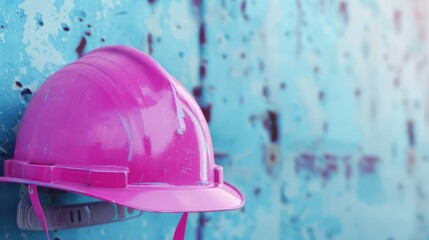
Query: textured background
[[2, 0, 429, 239]]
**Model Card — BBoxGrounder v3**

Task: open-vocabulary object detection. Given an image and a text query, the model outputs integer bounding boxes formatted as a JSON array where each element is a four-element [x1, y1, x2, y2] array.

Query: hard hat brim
[[0, 176, 245, 212]]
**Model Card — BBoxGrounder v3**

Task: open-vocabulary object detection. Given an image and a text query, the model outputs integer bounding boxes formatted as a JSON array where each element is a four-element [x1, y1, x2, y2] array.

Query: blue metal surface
[[2, 0, 429, 239]]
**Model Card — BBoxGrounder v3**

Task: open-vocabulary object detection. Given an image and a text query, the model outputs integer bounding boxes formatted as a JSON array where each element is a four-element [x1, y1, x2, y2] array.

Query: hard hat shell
[[0, 46, 244, 212]]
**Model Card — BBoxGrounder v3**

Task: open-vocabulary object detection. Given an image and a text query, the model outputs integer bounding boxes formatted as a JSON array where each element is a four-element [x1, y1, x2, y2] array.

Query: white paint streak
[[19, 0, 74, 72], [185, 50, 199, 86], [144, 5, 164, 36], [295, 76, 325, 135], [251, 0, 283, 76], [167, 1, 198, 43], [100, 0, 121, 9], [0, 32, 5, 43]]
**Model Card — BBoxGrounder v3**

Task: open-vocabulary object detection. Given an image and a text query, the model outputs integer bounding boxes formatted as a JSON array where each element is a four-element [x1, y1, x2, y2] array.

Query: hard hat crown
[[3, 46, 244, 214], [11, 46, 216, 187]]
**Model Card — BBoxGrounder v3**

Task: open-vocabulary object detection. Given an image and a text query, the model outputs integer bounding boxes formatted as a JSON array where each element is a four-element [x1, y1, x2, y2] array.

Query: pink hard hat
[[0, 46, 244, 239]]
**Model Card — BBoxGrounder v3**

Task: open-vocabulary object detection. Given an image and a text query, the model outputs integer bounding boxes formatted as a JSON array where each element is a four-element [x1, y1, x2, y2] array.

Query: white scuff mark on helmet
[[176, 108, 186, 135], [201, 142, 208, 182], [43, 144, 49, 153], [169, 80, 186, 135], [39, 89, 64, 115], [44, 88, 50, 103], [139, 172, 144, 183], [180, 103, 208, 182], [181, 165, 192, 175], [117, 111, 133, 162]]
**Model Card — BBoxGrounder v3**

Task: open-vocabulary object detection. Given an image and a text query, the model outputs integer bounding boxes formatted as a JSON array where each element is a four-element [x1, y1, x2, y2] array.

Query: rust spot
[[359, 155, 380, 175], [295, 153, 316, 173], [199, 23, 206, 45], [265, 111, 279, 143], [199, 63, 206, 80], [407, 150, 415, 175], [254, 187, 261, 196], [318, 91, 324, 101], [147, 33, 153, 55], [262, 86, 269, 97], [354, 89, 361, 97], [192, 0, 201, 8], [193, 86, 203, 98], [21, 88, 32, 102], [339, 1, 348, 23], [407, 120, 415, 147], [196, 213, 209, 240], [241, 0, 249, 21], [75, 37, 87, 58], [62, 24, 70, 31], [394, 10, 401, 32], [313, 66, 320, 73], [201, 104, 212, 123]]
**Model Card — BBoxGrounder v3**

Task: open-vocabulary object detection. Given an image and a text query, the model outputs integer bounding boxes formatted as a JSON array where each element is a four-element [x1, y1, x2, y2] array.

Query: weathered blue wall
[[2, 0, 429, 239]]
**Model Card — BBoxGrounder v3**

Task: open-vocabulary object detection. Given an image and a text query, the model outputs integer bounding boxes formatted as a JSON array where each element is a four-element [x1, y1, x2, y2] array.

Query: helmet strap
[[18, 186, 142, 232], [25, 185, 189, 240], [27, 184, 50, 240], [173, 212, 188, 240]]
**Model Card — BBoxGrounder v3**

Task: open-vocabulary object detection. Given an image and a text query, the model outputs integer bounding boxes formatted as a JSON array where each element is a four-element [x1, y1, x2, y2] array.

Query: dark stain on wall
[[339, 1, 349, 23], [15, 81, 22, 88], [407, 120, 415, 147], [295, 153, 366, 181], [193, 86, 203, 98], [254, 187, 261, 196], [264, 111, 279, 143], [394, 10, 402, 32], [62, 23, 70, 32], [147, 33, 153, 55], [75, 36, 87, 58], [241, 0, 249, 21], [358, 155, 380, 175], [196, 213, 209, 240], [201, 104, 212, 123], [199, 63, 206, 80], [199, 23, 206, 45], [21, 88, 32, 102]]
